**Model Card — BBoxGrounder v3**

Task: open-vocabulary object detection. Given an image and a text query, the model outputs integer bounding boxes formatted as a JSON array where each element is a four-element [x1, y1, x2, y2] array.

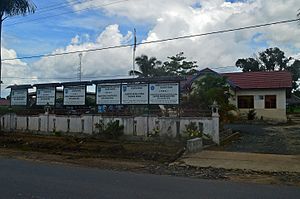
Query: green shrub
[[95, 120, 124, 139], [53, 131, 62, 136], [247, 109, 256, 120], [149, 127, 160, 137], [183, 122, 202, 139]]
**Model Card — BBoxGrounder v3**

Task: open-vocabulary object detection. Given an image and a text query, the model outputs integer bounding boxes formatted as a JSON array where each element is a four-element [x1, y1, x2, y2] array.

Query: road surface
[[0, 156, 299, 199]]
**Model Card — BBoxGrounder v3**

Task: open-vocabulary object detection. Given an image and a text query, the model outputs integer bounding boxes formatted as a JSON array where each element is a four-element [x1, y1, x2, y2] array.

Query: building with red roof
[[187, 68, 293, 121]]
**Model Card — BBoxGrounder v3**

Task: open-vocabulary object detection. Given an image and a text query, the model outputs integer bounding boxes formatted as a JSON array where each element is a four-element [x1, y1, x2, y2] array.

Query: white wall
[[0, 113, 220, 144], [230, 89, 287, 121]]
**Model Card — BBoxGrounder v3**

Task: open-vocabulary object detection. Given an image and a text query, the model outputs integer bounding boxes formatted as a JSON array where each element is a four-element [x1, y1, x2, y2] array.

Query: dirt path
[[221, 123, 300, 154]]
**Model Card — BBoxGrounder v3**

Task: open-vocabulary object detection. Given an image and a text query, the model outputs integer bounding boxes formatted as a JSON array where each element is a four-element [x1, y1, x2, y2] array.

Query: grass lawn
[[287, 106, 300, 113]]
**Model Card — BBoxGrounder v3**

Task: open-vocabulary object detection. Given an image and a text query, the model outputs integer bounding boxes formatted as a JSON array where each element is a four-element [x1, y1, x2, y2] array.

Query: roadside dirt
[[0, 132, 184, 163], [0, 132, 300, 187], [218, 123, 300, 155]]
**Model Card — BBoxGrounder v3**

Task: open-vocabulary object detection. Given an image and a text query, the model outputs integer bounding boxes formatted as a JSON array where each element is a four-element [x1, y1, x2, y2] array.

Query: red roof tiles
[[222, 71, 292, 89]]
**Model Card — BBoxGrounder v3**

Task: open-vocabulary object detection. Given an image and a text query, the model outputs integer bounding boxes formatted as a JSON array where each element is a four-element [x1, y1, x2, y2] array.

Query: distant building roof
[[0, 99, 10, 106], [6, 84, 33, 89], [222, 71, 292, 89], [181, 68, 237, 92]]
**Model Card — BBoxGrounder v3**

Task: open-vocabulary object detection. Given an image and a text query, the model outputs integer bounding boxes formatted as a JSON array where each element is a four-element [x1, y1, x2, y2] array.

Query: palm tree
[[129, 54, 162, 77], [0, 0, 36, 98]]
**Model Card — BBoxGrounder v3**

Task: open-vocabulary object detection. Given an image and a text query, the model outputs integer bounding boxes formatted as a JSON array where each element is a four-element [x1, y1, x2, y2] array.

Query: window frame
[[265, 95, 277, 109], [237, 95, 254, 109]]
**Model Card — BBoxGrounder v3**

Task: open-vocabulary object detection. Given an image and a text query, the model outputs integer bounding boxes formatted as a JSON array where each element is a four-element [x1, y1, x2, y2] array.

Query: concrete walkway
[[180, 151, 300, 173]]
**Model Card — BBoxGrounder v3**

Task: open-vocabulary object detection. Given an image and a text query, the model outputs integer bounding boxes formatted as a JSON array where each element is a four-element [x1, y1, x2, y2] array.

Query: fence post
[[211, 101, 220, 145]]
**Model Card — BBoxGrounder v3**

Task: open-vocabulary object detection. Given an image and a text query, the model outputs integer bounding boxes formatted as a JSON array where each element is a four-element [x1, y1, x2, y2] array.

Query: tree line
[[129, 52, 198, 77], [131, 47, 300, 91]]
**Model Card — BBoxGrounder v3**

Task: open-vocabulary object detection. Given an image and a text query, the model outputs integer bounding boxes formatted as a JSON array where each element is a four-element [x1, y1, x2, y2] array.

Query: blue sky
[[3, 0, 152, 57], [1, 0, 300, 97]]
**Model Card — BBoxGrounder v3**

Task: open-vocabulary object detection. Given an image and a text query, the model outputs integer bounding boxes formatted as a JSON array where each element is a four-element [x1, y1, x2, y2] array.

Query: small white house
[[222, 71, 292, 121], [184, 68, 292, 122]]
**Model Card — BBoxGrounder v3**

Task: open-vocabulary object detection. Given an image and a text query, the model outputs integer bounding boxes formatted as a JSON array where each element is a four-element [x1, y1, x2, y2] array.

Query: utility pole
[[78, 53, 82, 81], [132, 28, 137, 78]]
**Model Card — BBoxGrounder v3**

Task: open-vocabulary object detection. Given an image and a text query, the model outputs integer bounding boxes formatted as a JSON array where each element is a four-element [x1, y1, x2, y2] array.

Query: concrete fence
[[0, 113, 220, 144]]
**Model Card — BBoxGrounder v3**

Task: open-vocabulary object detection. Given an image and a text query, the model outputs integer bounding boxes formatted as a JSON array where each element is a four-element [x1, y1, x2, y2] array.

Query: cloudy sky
[[1, 0, 300, 97]]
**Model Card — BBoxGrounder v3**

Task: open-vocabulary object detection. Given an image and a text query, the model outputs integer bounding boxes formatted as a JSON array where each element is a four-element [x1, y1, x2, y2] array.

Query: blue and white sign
[[149, 83, 179, 104], [36, 87, 56, 106], [122, 84, 148, 104], [63, 85, 86, 105], [11, 89, 27, 106], [97, 84, 121, 105]]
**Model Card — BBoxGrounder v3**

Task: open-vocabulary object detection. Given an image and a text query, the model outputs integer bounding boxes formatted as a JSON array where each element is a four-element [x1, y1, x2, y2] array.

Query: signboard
[[36, 87, 56, 106], [149, 83, 179, 104], [97, 84, 121, 105], [122, 84, 148, 104], [11, 89, 28, 106], [63, 85, 86, 106]]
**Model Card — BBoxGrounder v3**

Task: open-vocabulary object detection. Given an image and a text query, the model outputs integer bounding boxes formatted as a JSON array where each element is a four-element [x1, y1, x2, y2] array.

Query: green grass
[[287, 106, 300, 114]]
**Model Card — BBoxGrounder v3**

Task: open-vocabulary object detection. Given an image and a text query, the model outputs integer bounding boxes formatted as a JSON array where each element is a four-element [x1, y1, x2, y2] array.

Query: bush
[[183, 122, 202, 139], [149, 127, 160, 137], [53, 131, 62, 137], [247, 109, 256, 120], [95, 120, 124, 139]]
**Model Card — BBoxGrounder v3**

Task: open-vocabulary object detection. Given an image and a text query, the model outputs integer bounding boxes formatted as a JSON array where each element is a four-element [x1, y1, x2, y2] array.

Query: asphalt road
[[0, 157, 299, 199]]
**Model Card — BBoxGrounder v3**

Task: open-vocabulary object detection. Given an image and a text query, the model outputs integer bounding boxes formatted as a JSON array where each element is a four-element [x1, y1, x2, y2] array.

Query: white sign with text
[[122, 84, 148, 104], [11, 89, 28, 106], [63, 85, 86, 105], [149, 83, 179, 104], [97, 84, 121, 105], [36, 87, 56, 106]]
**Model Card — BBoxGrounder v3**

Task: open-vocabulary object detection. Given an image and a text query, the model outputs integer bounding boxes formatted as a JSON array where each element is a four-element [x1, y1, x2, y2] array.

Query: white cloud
[[66, 0, 300, 66], [1, 48, 32, 97], [3, 0, 300, 94], [71, 35, 80, 44], [32, 24, 133, 82]]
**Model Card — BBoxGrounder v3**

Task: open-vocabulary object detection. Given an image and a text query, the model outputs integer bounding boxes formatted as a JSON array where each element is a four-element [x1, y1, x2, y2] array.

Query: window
[[265, 95, 276, 109], [256, 95, 264, 100], [238, 96, 254, 108]]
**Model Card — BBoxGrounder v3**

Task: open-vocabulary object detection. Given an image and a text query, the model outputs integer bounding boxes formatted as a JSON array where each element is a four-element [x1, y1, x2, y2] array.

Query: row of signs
[[10, 83, 179, 106], [97, 83, 179, 105]]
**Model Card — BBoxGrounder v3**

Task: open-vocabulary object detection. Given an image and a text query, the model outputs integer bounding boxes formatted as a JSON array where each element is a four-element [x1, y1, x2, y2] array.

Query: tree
[[235, 58, 260, 72], [129, 54, 162, 77], [0, 0, 36, 98], [294, 90, 300, 98], [236, 47, 300, 90], [162, 52, 198, 76], [287, 59, 300, 90], [258, 47, 289, 71], [185, 74, 236, 122], [188, 75, 230, 110], [129, 52, 198, 77]]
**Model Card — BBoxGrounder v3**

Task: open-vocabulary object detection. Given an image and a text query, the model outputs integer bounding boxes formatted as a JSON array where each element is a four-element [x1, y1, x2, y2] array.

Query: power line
[[37, 0, 85, 12], [2, 18, 300, 62], [8, 0, 98, 22], [4, 0, 130, 27]]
